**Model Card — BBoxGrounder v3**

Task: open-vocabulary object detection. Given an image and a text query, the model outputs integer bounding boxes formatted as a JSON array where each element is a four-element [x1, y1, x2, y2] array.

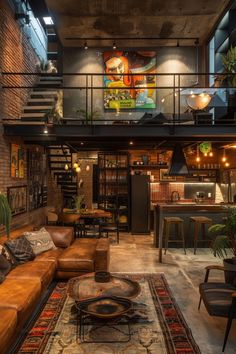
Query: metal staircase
[[47, 145, 78, 207], [20, 75, 63, 122]]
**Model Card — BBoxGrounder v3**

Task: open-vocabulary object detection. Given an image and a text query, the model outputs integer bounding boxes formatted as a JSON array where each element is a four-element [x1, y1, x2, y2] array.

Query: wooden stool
[[189, 216, 212, 254], [163, 217, 186, 255]]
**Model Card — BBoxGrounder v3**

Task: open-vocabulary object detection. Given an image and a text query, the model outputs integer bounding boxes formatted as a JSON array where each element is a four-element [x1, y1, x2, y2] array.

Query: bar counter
[[154, 203, 232, 262]]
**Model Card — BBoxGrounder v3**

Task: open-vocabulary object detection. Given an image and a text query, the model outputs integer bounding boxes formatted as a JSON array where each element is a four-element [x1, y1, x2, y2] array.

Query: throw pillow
[[0, 254, 12, 284], [24, 227, 56, 255], [4, 236, 35, 264], [0, 244, 17, 267]]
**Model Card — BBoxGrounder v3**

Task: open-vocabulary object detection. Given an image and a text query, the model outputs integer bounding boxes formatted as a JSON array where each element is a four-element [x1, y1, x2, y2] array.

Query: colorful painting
[[103, 51, 156, 110], [10, 144, 24, 178]]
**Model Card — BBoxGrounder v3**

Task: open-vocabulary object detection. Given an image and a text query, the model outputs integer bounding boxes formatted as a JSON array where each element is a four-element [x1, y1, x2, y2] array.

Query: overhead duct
[[168, 144, 189, 176]]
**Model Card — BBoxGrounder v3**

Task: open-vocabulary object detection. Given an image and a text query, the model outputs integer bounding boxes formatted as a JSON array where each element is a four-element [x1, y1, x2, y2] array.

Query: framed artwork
[[7, 186, 27, 216], [10, 144, 24, 178], [28, 150, 47, 210], [159, 169, 176, 182], [103, 51, 156, 110]]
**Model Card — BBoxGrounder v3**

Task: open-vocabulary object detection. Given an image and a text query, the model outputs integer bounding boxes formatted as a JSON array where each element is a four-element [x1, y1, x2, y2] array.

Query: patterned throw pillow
[[0, 244, 17, 267], [0, 254, 12, 283], [24, 227, 56, 256], [4, 236, 35, 264]]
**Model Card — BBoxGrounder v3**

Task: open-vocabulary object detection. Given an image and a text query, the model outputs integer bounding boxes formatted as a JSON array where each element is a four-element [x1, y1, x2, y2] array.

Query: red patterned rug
[[17, 273, 201, 354]]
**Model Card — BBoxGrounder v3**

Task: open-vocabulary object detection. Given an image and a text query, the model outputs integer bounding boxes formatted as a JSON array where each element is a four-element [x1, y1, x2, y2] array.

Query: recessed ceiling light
[[129, 141, 134, 146], [43, 17, 54, 25]]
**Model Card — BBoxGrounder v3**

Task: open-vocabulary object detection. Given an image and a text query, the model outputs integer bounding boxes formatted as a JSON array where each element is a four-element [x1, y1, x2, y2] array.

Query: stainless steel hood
[[168, 144, 189, 176]]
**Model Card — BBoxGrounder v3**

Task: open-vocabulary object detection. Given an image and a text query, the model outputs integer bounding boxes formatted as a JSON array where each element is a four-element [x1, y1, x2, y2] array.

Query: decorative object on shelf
[[160, 168, 176, 181], [7, 186, 27, 216], [186, 92, 212, 110], [0, 193, 12, 238], [10, 144, 24, 178], [72, 194, 85, 211]]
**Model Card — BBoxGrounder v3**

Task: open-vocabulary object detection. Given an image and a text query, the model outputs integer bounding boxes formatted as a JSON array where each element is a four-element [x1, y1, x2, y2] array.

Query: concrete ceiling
[[45, 0, 230, 47]]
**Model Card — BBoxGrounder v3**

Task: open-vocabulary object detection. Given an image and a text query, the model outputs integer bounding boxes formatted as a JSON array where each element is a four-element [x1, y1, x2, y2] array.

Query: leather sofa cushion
[[0, 308, 18, 354], [35, 248, 64, 264], [58, 240, 97, 272], [0, 278, 41, 324], [45, 226, 74, 248], [7, 260, 56, 291]]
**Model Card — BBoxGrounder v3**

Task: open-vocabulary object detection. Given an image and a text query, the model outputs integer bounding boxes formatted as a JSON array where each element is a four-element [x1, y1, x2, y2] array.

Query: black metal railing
[[1, 72, 236, 126]]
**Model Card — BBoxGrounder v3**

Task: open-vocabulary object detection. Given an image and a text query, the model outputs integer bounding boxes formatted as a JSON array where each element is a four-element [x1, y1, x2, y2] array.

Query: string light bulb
[[222, 149, 227, 163], [76, 166, 81, 173], [209, 151, 213, 157], [86, 164, 90, 171], [225, 162, 230, 167], [64, 164, 69, 171], [196, 145, 200, 162], [73, 162, 79, 169]]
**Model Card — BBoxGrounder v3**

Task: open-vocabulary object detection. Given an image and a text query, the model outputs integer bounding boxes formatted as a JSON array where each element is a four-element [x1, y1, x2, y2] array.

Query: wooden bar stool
[[189, 216, 212, 254], [163, 217, 186, 255]]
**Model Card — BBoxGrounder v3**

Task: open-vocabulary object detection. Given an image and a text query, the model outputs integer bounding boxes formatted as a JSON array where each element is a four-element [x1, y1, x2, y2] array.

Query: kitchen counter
[[154, 202, 232, 262]]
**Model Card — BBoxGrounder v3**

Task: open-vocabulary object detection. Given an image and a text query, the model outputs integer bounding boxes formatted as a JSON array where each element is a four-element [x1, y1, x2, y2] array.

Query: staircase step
[[31, 91, 58, 98], [63, 191, 76, 196], [28, 98, 55, 106], [39, 76, 63, 81], [58, 181, 77, 186], [61, 185, 77, 189], [48, 154, 71, 157], [37, 81, 62, 87], [23, 106, 53, 113], [21, 113, 46, 120]]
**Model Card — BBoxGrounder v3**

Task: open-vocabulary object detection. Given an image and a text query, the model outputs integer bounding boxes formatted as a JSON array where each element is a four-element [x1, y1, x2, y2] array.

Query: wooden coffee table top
[[68, 273, 141, 302]]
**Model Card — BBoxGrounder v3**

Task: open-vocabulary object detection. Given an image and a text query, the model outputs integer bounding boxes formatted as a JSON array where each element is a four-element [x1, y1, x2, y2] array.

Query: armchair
[[198, 265, 236, 353]]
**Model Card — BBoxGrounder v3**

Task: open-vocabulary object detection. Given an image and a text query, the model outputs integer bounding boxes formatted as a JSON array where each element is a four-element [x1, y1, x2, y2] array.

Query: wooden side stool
[[189, 216, 212, 254], [163, 217, 186, 255]]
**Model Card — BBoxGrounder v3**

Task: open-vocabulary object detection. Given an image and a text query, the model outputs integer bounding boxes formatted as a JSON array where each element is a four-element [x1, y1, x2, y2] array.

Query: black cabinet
[[131, 175, 150, 234], [98, 152, 129, 230]]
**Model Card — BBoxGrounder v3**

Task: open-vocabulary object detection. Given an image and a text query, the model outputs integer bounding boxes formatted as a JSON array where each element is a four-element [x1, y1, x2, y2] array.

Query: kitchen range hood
[[168, 144, 189, 176]]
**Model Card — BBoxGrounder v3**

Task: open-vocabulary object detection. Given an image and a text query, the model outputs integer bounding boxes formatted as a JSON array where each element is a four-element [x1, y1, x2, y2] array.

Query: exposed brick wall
[[0, 0, 39, 120], [0, 1, 46, 235]]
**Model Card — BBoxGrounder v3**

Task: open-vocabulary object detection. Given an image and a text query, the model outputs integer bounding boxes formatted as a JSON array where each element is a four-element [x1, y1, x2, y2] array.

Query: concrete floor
[[109, 233, 236, 354]]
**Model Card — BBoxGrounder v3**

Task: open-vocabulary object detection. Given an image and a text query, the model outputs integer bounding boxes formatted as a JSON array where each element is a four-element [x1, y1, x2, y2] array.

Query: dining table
[[59, 209, 112, 237]]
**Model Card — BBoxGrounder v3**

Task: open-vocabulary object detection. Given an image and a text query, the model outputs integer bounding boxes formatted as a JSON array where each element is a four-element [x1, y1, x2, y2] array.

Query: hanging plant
[[199, 142, 212, 154]]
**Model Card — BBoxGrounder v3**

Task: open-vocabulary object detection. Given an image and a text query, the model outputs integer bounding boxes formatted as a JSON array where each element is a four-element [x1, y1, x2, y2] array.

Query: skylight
[[43, 17, 54, 25]]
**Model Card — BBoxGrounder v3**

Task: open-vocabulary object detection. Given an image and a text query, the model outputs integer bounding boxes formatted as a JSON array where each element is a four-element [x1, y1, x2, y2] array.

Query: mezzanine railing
[[1, 72, 236, 126]]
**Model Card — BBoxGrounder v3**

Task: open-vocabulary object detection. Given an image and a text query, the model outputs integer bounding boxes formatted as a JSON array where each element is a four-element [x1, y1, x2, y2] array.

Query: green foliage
[[208, 208, 236, 258], [0, 193, 12, 239], [76, 109, 101, 122], [73, 195, 85, 210], [221, 46, 236, 86]]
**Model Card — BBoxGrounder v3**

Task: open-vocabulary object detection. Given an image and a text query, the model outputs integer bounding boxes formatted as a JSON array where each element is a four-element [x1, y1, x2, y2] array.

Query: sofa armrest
[[44, 226, 74, 248], [94, 238, 110, 272]]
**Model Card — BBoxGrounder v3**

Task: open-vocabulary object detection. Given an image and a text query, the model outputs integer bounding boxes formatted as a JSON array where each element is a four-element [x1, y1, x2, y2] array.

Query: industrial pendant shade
[[168, 144, 189, 176]]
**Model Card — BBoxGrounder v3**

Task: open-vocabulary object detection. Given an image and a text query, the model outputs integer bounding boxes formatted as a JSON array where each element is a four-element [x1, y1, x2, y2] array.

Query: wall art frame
[[7, 185, 27, 216]]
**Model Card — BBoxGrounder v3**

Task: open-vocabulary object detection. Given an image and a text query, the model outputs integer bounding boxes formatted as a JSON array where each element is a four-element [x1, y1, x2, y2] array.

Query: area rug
[[17, 273, 201, 354]]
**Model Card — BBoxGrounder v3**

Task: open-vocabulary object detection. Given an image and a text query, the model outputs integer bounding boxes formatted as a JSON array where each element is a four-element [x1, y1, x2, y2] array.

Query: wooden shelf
[[130, 164, 168, 169]]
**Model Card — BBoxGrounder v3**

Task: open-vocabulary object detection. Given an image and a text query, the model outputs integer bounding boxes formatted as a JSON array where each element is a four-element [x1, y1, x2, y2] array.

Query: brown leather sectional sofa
[[0, 225, 110, 354]]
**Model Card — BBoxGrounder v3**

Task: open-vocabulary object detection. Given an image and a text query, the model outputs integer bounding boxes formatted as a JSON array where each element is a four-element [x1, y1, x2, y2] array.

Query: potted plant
[[76, 109, 101, 124], [221, 45, 236, 87], [0, 193, 12, 239], [208, 207, 236, 283]]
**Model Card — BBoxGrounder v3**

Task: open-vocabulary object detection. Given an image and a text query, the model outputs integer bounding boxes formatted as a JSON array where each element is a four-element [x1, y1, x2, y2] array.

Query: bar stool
[[163, 217, 186, 255], [189, 216, 212, 254]]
